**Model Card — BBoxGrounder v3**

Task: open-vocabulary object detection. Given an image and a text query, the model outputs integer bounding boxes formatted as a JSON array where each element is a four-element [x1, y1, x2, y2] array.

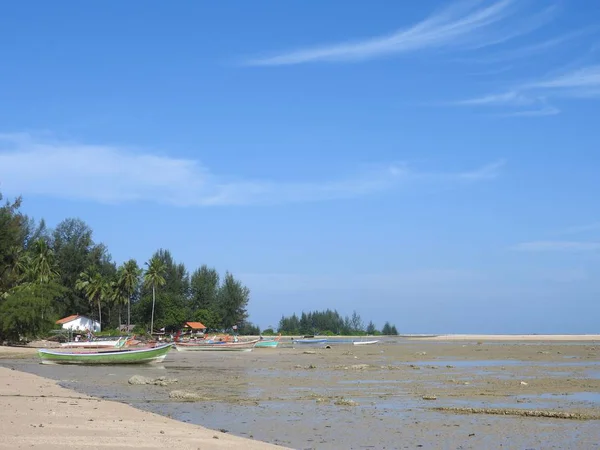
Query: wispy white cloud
[[457, 91, 533, 106], [457, 64, 600, 115], [470, 28, 595, 64], [244, 0, 552, 66], [559, 222, 600, 235], [0, 133, 503, 207], [511, 241, 600, 252], [524, 65, 600, 90]]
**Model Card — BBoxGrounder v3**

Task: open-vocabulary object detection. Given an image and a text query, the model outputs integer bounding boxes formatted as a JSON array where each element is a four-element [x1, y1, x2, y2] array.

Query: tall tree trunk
[[127, 297, 131, 329], [98, 299, 102, 331], [119, 309, 122, 332], [150, 284, 156, 334]]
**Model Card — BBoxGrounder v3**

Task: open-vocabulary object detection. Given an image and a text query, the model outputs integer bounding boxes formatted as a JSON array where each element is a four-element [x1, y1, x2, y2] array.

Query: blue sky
[[1, 0, 599, 333]]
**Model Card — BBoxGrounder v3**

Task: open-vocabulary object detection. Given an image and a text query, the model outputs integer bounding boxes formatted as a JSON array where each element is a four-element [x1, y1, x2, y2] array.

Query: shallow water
[[3, 340, 600, 449]]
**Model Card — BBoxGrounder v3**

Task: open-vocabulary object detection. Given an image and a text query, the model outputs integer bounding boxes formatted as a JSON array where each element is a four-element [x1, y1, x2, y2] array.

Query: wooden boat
[[255, 334, 281, 348], [353, 339, 380, 345], [255, 340, 279, 348], [292, 338, 327, 345], [38, 343, 173, 365], [60, 336, 127, 349], [175, 339, 259, 352]]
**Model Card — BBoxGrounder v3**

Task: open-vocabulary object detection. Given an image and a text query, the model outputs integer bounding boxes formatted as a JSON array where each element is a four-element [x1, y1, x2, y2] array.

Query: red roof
[[184, 321, 206, 330], [56, 314, 80, 325]]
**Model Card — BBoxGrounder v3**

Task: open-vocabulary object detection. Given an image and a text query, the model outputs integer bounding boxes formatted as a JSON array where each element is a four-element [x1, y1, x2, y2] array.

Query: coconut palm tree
[[109, 277, 128, 330], [26, 239, 59, 319], [5, 245, 29, 285], [29, 239, 58, 284], [119, 259, 141, 329], [143, 256, 166, 334], [76, 268, 108, 328]]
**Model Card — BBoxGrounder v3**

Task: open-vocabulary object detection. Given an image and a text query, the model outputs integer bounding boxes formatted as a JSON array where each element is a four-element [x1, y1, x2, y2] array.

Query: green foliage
[[51, 218, 115, 319], [0, 281, 64, 342], [217, 272, 249, 328], [94, 329, 123, 337], [28, 239, 59, 284], [132, 324, 148, 336], [119, 259, 141, 328], [144, 254, 167, 333], [237, 321, 260, 335], [76, 267, 110, 326], [278, 309, 373, 336], [190, 265, 219, 311], [0, 195, 26, 296], [193, 308, 222, 331], [366, 320, 378, 335], [381, 322, 399, 335], [262, 328, 275, 336], [0, 190, 256, 341]]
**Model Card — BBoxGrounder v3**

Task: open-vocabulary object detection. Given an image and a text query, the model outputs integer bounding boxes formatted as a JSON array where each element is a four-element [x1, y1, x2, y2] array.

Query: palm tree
[[144, 256, 166, 335], [7, 245, 29, 282], [109, 277, 128, 330], [119, 259, 141, 329], [29, 239, 58, 284], [27, 239, 58, 320], [76, 268, 108, 328]]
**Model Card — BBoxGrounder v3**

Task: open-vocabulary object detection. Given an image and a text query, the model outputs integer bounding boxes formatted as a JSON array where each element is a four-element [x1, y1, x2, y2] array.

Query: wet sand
[[2, 338, 600, 449], [0, 364, 284, 449], [423, 334, 600, 341]]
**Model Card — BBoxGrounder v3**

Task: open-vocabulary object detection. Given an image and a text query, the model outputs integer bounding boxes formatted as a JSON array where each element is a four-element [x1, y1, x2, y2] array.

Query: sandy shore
[[2, 340, 599, 448], [0, 366, 284, 450], [421, 334, 600, 341], [0, 345, 38, 358]]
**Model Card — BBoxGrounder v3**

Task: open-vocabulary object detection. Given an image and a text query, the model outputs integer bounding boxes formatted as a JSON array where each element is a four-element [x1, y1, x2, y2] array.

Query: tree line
[[0, 192, 255, 341], [277, 309, 398, 336]]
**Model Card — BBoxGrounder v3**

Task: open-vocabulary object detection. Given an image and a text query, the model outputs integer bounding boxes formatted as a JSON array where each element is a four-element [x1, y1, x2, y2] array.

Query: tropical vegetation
[[0, 192, 253, 342], [277, 309, 398, 336]]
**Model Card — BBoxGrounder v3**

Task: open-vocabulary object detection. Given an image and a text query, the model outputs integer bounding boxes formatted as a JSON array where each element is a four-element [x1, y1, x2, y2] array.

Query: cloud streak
[[0, 133, 503, 207], [244, 0, 552, 66], [559, 222, 600, 235], [511, 241, 600, 252], [468, 28, 595, 64], [456, 64, 600, 115]]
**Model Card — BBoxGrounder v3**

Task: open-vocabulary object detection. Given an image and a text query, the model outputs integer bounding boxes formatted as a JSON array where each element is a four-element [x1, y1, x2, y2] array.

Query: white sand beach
[[0, 365, 285, 450], [421, 334, 600, 341]]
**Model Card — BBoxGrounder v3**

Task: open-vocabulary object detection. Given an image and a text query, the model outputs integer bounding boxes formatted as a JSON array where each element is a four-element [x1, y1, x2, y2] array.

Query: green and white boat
[[255, 338, 280, 348], [37, 343, 173, 365]]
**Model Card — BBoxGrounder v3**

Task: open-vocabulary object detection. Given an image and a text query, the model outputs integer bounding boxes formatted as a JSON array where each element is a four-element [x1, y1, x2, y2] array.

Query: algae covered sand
[[2, 338, 600, 449]]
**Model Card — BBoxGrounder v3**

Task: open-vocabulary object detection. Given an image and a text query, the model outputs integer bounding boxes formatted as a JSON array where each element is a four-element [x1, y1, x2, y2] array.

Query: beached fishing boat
[[60, 336, 127, 349], [175, 339, 259, 352], [353, 340, 380, 345], [292, 338, 327, 345], [255, 334, 281, 348], [38, 343, 173, 365], [255, 339, 279, 348]]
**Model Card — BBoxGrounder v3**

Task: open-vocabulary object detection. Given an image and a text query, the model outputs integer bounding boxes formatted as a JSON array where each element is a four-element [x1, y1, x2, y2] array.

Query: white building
[[56, 314, 101, 332]]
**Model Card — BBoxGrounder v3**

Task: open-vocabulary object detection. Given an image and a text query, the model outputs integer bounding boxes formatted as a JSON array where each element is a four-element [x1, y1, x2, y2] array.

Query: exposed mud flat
[[2, 339, 600, 449]]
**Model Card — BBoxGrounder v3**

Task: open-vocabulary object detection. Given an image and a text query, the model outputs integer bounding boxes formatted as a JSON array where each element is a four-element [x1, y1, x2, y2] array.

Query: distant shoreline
[[416, 334, 600, 341]]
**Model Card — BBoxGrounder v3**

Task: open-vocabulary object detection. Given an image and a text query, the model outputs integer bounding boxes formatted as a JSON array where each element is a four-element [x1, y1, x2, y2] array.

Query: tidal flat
[[2, 338, 600, 449]]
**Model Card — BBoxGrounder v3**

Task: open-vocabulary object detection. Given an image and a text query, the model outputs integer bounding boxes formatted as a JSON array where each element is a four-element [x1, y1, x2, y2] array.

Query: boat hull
[[353, 340, 380, 345], [60, 337, 126, 349], [38, 344, 173, 365], [293, 338, 327, 345], [255, 340, 279, 348], [175, 340, 258, 352]]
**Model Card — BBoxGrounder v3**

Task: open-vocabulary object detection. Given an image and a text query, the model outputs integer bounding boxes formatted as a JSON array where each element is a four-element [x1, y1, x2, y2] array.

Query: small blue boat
[[293, 338, 327, 345]]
